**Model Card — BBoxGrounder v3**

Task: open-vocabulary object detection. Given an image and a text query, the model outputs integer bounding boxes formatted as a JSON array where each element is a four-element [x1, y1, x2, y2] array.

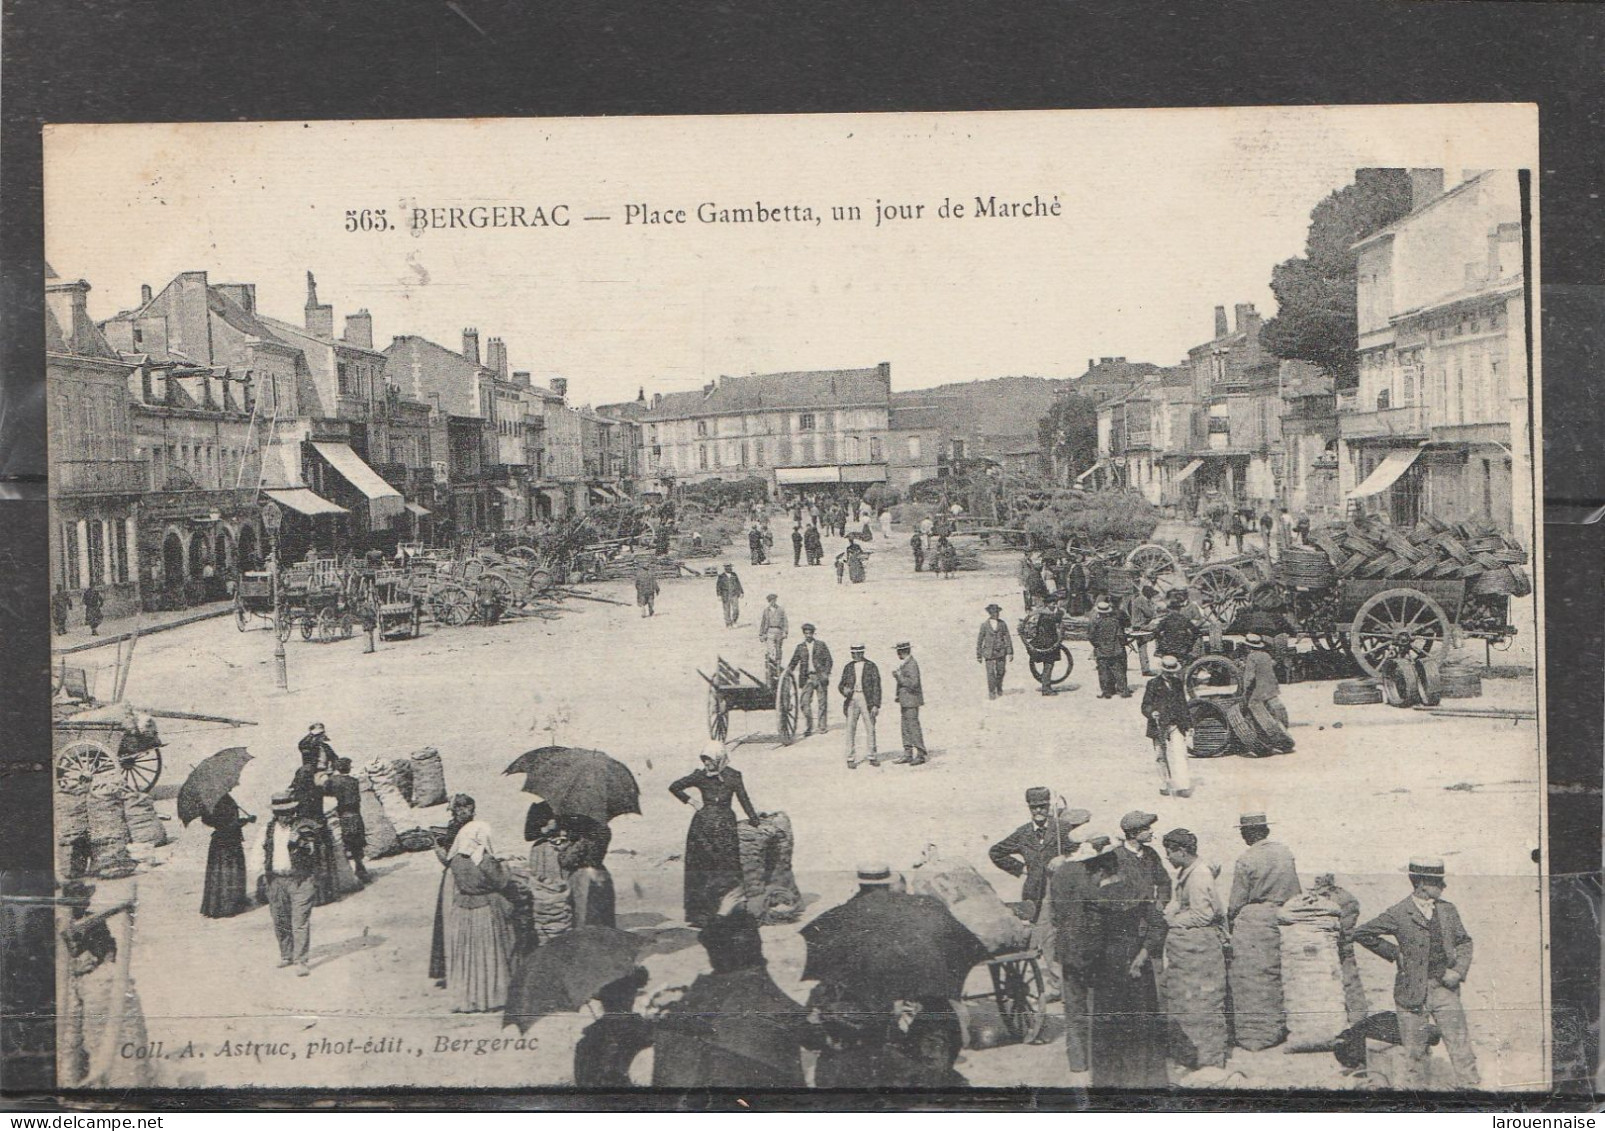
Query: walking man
[[759, 593, 789, 679], [1088, 597, 1131, 699], [1140, 657, 1193, 797], [804, 523, 823, 566], [838, 643, 881, 769], [81, 584, 104, 636], [976, 603, 1014, 700], [891, 642, 927, 765], [716, 564, 743, 628], [1020, 553, 1049, 613], [263, 791, 318, 976], [786, 623, 833, 736], [324, 757, 370, 884], [1227, 810, 1302, 1051], [1354, 858, 1479, 1089], [748, 523, 765, 566], [634, 558, 660, 618], [1124, 585, 1160, 677], [791, 524, 804, 567], [51, 585, 71, 635], [910, 529, 925, 573]]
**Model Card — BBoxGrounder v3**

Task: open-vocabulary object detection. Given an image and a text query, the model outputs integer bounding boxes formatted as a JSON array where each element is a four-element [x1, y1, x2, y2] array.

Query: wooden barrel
[[1187, 699, 1236, 758], [1279, 546, 1336, 589]]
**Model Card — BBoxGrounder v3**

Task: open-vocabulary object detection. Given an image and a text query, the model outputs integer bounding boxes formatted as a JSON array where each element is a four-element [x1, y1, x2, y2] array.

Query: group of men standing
[[783, 618, 928, 769]]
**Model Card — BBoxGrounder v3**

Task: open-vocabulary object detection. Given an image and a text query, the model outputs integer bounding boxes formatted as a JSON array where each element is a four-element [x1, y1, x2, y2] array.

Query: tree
[[1037, 393, 1099, 486], [1259, 168, 1414, 390]]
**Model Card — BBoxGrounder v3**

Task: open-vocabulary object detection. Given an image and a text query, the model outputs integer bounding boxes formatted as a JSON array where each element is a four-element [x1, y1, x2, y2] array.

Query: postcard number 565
[[345, 209, 389, 232]]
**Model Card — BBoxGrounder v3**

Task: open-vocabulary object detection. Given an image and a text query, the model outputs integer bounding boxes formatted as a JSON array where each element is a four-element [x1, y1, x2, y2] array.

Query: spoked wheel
[[1190, 564, 1252, 624], [1348, 588, 1451, 678], [990, 957, 1048, 1045], [483, 573, 516, 609], [1126, 543, 1180, 579], [234, 597, 249, 632], [775, 671, 800, 746], [340, 611, 356, 639], [526, 568, 555, 597], [117, 737, 163, 793], [56, 740, 115, 791], [298, 615, 315, 641], [317, 606, 343, 642], [1183, 654, 1241, 700], [1027, 644, 1075, 686], [433, 585, 474, 626], [707, 685, 730, 741]]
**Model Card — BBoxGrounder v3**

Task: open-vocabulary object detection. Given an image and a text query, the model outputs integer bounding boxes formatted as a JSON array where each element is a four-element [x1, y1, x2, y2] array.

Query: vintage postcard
[[40, 106, 1544, 1095]]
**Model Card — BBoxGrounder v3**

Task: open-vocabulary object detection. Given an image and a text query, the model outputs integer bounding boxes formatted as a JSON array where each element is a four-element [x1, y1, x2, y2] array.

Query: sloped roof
[[45, 287, 121, 360], [644, 366, 888, 420], [257, 313, 387, 357]]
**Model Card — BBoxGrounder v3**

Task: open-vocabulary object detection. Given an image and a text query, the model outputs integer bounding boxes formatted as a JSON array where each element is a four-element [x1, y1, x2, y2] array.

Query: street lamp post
[[262, 501, 287, 691]]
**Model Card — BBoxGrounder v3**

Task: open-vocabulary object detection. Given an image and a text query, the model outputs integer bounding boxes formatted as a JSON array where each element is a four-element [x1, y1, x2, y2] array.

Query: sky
[[43, 105, 1534, 408]]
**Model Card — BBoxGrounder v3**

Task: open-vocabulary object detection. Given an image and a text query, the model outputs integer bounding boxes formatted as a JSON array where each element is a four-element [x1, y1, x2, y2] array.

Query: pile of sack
[[737, 811, 803, 924], [360, 748, 451, 858]]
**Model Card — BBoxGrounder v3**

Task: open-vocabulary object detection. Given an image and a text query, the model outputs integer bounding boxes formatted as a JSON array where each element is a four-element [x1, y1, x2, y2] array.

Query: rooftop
[[645, 366, 889, 420]]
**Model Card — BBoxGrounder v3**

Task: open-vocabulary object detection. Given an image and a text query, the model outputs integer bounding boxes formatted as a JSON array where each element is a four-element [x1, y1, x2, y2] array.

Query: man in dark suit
[[791, 523, 804, 567], [1354, 858, 1479, 1090], [976, 603, 1014, 699], [324, 757, 369, 884], [890, 642, 926, 765], [989, 787, 1090, 920], [298, 723, 336, 772], [803, 523, 823, 566], [837, 643, 881, 769], [1151, 591, 1200, 665], [1140, 656, 1193, 797], [715, 564, 743, 627], [786, 623, 833, 736]]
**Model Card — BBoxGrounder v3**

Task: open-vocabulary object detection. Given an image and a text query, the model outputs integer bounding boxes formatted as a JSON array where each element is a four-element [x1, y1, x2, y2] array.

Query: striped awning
[[262, 487, 347, 517]]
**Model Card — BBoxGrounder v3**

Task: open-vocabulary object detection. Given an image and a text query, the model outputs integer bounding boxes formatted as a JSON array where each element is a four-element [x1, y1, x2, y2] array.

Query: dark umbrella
[[503, 926, 652, 1032], [503, 746, 640, 825], [176, 747, 253, 826], [801, 891, 989, 1004]]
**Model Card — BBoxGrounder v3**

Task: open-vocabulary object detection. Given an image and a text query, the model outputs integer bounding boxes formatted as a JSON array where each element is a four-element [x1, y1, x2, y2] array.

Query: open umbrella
[[176, 747, 253, 826], [801, 891, 989, 1004], [503, 926, 652, 1032], [503, 746, 640, 825]]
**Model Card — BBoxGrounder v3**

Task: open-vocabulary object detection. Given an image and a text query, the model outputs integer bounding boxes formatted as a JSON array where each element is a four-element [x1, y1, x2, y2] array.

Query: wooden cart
[[232, 570, 280, 635], [697, 657, 802, 746], [279, 560, 357, 643], [53, 707, 164, 794], [371, 569, 423, 640]]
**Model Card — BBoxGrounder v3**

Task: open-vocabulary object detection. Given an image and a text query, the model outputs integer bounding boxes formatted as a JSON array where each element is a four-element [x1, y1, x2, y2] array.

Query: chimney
[[637, 387, 646, 403], [877, 361, 891, 382], [1100, 357, 1113, 365], [1087, 358, 1095, 371], [45, 279, 93, 349], [216, 283, 256, 314], [1408, 168, 1445, 211], [462, 328, 480, 365], [486, 337, 509, 380], [303, 271, 334, 338], [653, 392, 663, 409], [140, 284, 153, 306], [512, 370, 532, 388], [550, 377, 568, 400], [343, 309, 374, 349], [703, 382, 716, 396], [1214, 306, 1229, 338]]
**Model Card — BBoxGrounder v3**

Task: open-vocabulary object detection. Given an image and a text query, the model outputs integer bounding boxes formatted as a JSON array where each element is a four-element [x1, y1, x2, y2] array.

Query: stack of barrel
[[1185, 657, 1294, 758]]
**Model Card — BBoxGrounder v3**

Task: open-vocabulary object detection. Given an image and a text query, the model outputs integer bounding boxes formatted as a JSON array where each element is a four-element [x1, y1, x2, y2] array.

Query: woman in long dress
[[845, 538, 869, 584], [669, 741, 759, 927], [429, 793, 476, 985], [445, 820, 516, 1013], [199, 792, 253, 918], [558, 815, 616, 929]]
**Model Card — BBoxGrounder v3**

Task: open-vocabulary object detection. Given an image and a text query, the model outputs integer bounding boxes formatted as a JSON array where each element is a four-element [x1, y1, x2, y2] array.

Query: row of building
[[1087, 168, 1531, 547]]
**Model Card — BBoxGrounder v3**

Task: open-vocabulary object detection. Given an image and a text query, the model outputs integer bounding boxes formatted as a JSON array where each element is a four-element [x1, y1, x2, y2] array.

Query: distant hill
[[892, 375, 1068, 435]]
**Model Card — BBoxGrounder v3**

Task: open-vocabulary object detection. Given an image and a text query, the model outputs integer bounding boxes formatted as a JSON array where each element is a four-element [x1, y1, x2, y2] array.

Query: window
[[1376, 389, 1390, 411], [110, 518, 127, 583], [908, 436, 922, 460], [740, 441, 749, 467], [798, 413, 816, 431], [651, 444, 662, 461], [870, 436, 882, 462], [86, 520, 105, 586], [698, 445, 708, 470], [696, 420, 708, 437], [754, 441, 764, 466], [712, 445, 721, 469], [61, 523, 80, 588], [1482, 459, 1493, 518], [338, 362, 352, 395]]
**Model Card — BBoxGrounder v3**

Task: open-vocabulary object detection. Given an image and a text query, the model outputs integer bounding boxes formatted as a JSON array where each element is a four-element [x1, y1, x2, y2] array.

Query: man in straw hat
[[262, 791, 319, 976], [1354, 858, 1479, 1089], [990, 788, 1089, 922], [1226, 809, 1302, 1051], [1140, 656, 1193, 797], [1088, 596, 1132, 699], [837, 644, 882, 769], [975, 603, 1014, 700], [1238, 633, 1291, 730]]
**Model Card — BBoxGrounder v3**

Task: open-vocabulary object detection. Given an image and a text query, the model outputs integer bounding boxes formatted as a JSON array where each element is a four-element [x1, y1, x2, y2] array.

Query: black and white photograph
[[39, 106, 1544, 1096]]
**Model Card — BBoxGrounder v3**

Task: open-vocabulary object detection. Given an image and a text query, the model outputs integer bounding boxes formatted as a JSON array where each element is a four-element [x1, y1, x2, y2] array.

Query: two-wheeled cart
[[697, 657, 802, 746]]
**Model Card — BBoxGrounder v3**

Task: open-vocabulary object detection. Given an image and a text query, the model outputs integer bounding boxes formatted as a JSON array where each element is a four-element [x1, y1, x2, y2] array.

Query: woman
[[934, 533, 958, 579], [444, 820, 516, 1013], [429, 793, 478, 985], [557, 815, 616, 928], [845, 537, 868, 585], [199, 792, 254, 918], [669, 741, 759, 927]]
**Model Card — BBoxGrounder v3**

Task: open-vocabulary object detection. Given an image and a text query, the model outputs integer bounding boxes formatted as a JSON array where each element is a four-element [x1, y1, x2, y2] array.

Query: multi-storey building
[[1343, 169, 1528, 543], [886, 398, 964, 492]]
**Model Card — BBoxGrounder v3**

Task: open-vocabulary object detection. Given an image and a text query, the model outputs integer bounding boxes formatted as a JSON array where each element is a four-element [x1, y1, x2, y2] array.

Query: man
[[758, 594, 789, 679], [1259, 510, 1275, 553], [81, 585, 104, 636], [1019, 552, 1049, 613], [748, 523, 765, 566], [791, 523, 804, 567], [1124, 585, 1160, 676], [1088, 597, 1131, 699], [634, 558, 660, 618], [1239, 633, 1291, 731], [1228, 509, 1247, 554], [1152, 590, 1200, 665], [298, 723, 336, 772], [910, 529, 925, 573], [52, 585, 71, 636], [989, 788, 1088, 921], [890, 642, 926, 766], [1140, 657, 1193, 797], [787, 623, 833, 737], [324, 757, 369, 884], [976, 603, 1014, 700], [838, 644, 881, 769], [1160, 828, 1229, 1071], [1295, 513, 1312, 545], [803, 523, 823, 567], [1018, 597, 1066, 697], [1354, 858, 1479, 1090], [715, 564, 743, 628], [1118, 810, 1173, 907], [1227, 810, 1302, 1051], [475, 570, 505, 625], [262, 791, 319, 976]]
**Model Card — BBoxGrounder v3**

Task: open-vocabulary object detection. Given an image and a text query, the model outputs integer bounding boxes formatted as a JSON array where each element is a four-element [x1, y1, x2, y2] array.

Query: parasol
[[176, 747, 253, 826], [503, 746, 640, 824], [801, 890, 989, 1004], [651, 966, 810, 1087], [503, 926, 652, 1032]]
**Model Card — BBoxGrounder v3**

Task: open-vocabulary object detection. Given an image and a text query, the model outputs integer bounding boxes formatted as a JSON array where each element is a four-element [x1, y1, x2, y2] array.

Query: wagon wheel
[[990, 957, 1048, 1045], [1190, 564, 1251, 624], [526, 567, 555, 597], [775, 670, 800, 746], [1183, 654, 1241, 700], [433, 584, 473, 626], [483, 573, 516, 608], [56, 739, 115, 790], [1348, 588, 1451, 678], [506, 546, 538, 563], [706, 685, 730, 741], [234, 595, 250, 632], [1027, 644, 1074, 686], [1126, 543, 1180, 579], [298, 614, 315, 641], [340, 611, 356, 639], [118, 739, 163, 793], [317, 606, 343, 643]]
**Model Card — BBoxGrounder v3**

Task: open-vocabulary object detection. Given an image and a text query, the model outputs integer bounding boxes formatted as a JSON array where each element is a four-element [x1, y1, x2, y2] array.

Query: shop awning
[[1074, 460, 1108, 485], [840, 464, 887, 484], [775, 466, 841, 485], [405, 502, 431, 517], [263, 487, 348, 517], [310, 442, 403, 521], [1172, 459, 1205, 485], [1348, 447, 1423, 501]]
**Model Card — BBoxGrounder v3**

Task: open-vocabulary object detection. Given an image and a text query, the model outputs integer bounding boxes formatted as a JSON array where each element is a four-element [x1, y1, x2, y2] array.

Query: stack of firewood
[[1304, 515, 1527, 583]]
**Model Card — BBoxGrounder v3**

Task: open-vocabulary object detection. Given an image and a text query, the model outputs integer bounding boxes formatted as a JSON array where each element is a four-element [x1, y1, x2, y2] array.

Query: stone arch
[[161, 529, 187, 592], [189, 529, 212, 580], [238, 523, 260, 570]]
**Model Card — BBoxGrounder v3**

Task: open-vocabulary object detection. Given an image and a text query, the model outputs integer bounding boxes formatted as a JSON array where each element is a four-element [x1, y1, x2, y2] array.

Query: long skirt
[[1089, 961, 1169, 1088], [684, 806, 741, 926], [570, 867, 616, 928], [1230, 902, 1287, 1050], [200, 831, 250, 918], [448, 895, 515, 1013], [848, 557, 866, 584], [1163, 926, 1230, 1069], [428, 868, 451, 981], [311, 822, 340, 906]]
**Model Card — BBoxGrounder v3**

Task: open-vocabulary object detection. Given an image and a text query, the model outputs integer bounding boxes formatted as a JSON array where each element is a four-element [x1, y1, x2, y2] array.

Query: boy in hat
[[263, 791, 319, 976], [837, 644, 881, 769], [976, 603, 1014, 700], [891, 642, 927, 766], [759, 593, 789, 679], [989, 788, 1089, 921], [1088, 597, 1131, 699], [1140, 657, 1193, 797], [1119, 810, 1172, 906], [1238, 634, 1290, 730], [1354, 859, 1479, 1089], [786, 623, 833, 736]]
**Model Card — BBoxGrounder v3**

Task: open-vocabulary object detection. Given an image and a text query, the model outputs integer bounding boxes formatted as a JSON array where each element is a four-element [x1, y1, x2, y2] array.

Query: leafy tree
[[1037, 393, 1100, 486], [1259, 168, 1414, 390]]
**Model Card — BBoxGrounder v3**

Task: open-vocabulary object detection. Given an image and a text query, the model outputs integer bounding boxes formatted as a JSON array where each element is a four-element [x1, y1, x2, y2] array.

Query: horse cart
[[53, 705, 164, 794], [277, 559, 358, 643], [371, 568, 423, 639], [698, 657, 802, 746], [233, 570, 279, 634]]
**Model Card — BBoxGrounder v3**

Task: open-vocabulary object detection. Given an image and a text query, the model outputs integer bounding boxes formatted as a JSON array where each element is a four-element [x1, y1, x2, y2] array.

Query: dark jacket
[[1087, 611, 1127, 658], [261, 819, 320, 878], [838, 659, 882, 712], [893, 657, 923, 708], [1354, 896, 1474, 1010], [1152, 610, 1199, 658], [716, 571, 744, 600], [990, 819, 1077, 907], [298, 732, 335, 768], [1120, 842, 1173, 907], [323, 772, 363, 818], [787, 638, 834, 680], [1140, 674, 1191, 739]]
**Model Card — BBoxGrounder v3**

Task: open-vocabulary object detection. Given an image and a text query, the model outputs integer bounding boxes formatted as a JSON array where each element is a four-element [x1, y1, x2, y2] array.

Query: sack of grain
[[409, 747, 448, 808], [87, 772, 129, 846], [737, 811, 803, 924], [359, 778, 401, 858], [389, 757, 415, 805], [55, 783, 90, 843], [364, 758, 412, 830], [1277, 892, 1349, 1052], [121, 786, 168, 847]]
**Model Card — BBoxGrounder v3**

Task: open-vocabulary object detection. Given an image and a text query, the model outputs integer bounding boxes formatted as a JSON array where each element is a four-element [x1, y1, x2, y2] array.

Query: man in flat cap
[[758, 593, 789, 682], [786, 623, 833, 736], [838, 644, 881, 769], [1354, 858, 1479, 1089], [990, 789, 1089, 922], [1227, 809, 1302, 1051], [891, 642, 927, 766], [1119, 810, 1172, 907], [976, 603, 1014, 700]]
